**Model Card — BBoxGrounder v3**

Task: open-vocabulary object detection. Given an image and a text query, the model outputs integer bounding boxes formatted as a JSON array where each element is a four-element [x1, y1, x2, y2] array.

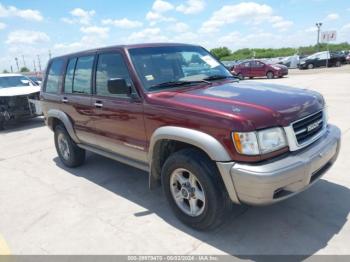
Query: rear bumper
[[217, 125, 341, 205]]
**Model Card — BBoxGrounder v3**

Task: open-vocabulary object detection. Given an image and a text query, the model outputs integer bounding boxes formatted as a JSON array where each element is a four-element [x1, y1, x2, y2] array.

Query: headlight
[[233, 127, 287, 155], [300, 61, 305, 64], [271, 66, 281, 70]]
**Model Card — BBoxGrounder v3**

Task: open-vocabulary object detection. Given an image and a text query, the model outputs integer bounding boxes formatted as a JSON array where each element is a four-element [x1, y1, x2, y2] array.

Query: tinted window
[[46, 59, 64, 93], [64, 58, 77, 94], [72, 56, 94, 94], [0, 76, 33, 88], [129, 46, 231, 91], [96, 53, 132, 97]]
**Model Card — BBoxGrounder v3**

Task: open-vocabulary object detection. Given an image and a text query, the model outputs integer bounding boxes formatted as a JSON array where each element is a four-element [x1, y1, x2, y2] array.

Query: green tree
[[20, 67, 30, 73], [210, 47, 232, 59], [2, 69, 9, 73]]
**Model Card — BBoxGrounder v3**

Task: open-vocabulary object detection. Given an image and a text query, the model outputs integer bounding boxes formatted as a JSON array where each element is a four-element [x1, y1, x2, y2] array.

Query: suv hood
[[0, 85, 40, 97], [147, 81, 324, 130]]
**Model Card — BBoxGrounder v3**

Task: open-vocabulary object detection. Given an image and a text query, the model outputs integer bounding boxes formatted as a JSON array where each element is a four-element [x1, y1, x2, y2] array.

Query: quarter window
[[96, 53, 132, 97], [45, 59, 64, 93], [72, 55, 94, 94]]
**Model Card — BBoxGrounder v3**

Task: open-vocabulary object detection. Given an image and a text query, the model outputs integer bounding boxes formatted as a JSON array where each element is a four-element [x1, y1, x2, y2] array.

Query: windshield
[[0, 76, 33, 89], [129, 45, 232, 91]]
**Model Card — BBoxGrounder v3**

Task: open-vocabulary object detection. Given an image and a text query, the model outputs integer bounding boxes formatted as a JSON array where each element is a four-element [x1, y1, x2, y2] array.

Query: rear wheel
[[266, 71, 274, 79], [162, 148, 231, 230], [307, 63, 314, 69], [54, 124, 86, 168]]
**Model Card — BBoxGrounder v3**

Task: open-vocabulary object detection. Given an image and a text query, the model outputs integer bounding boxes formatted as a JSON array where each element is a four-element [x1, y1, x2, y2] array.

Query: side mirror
[[107, 78, 131, 96]]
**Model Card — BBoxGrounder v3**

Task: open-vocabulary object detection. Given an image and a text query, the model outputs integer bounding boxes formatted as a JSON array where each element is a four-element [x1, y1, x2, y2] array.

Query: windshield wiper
[[148, 80, 211, 91], [203, 75, 238, 81]]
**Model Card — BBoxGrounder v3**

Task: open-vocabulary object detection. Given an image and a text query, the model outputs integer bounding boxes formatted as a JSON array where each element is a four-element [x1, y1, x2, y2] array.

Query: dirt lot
[[0, 66, 349, 256]]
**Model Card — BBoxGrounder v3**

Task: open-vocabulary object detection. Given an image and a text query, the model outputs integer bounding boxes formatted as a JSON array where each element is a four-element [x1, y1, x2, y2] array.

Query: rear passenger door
[[91, 51, 147, 163], [251, 61, 266, 77], [62, 54, 96, 144]]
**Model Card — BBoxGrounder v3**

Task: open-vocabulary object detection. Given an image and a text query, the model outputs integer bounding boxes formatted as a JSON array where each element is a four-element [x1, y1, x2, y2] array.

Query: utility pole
[[10, 65, 13, 73], [14, 57, 19, 72], [21, 55, 26, 68], [316, 22, 323, 51], [48, 50, 52, 60], [33, 60, 37, 73], [37, 55, 42, 72]]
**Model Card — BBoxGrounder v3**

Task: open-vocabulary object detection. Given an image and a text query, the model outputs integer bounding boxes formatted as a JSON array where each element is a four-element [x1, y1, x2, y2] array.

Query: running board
[[78, 144, 149, 172]]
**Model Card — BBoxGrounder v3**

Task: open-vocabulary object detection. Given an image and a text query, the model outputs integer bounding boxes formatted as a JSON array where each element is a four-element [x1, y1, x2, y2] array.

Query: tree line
[[210, 42, 350, 61]]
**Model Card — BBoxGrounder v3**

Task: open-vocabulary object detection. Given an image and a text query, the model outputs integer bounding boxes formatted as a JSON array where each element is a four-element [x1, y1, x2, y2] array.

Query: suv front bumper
[[217, 124, 341, 205]]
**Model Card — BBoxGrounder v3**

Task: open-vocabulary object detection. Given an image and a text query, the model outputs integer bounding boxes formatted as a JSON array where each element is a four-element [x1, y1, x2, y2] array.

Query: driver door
[[90, 50, 148, 164]]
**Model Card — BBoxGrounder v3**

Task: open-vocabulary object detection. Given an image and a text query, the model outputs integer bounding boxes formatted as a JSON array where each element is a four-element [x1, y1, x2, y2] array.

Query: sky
[[0, 0, 349, 72]]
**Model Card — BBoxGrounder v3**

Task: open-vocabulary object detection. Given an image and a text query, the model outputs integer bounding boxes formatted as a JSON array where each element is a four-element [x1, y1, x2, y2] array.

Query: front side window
[[96, 53, 132, 97], [46, 59, 64, 93], [72, 55, 94, 94], [129, 46, 232, 91]]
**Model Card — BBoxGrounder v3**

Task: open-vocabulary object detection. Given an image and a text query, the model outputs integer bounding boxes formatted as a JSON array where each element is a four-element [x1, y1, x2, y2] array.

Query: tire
[[249, 77, 253, 79], [0, 122, 4, 130], [335, 61, 341, 67], [307, 63, 314, 69], [237, 73, 244, 80], [266, 71, 274, 79], [54, 124, 85, 168], [162, 148, 231, 230]]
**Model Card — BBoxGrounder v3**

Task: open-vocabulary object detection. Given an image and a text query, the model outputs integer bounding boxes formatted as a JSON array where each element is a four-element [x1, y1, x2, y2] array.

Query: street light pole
[[316, 22, 323, 51], [14, 57, 19, 72]]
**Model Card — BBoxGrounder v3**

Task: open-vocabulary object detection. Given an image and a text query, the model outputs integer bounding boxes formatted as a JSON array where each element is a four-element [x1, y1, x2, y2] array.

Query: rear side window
[[64, 58, 77, 94], [45, 59, 64, 93], [96, 53, 132, 97], [72, 55, 94, 94]]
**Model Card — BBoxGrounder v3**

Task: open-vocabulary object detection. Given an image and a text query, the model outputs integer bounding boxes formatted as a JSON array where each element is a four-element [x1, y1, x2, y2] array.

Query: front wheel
[[162, 148, 231, 230], [237, 73, 244, 80], [266, 71, 274, 79], [54, 124, 86, 168], [307, 63, 314, 69]]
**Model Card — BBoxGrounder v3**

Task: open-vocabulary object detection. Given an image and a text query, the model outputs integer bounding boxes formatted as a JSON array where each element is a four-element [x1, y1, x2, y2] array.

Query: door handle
[[94, 101, 103, 108], [62, 97, 68, 103]]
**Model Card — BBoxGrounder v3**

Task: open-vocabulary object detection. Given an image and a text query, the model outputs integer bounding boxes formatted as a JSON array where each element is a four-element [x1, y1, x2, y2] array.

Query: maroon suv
[[233, 59, 288, 80], [41, 43, 340, 230]]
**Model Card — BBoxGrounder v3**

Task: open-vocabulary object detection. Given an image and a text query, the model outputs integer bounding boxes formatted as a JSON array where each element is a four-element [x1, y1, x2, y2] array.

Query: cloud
[[0, 22, 6, 29], [305, 26, 317, 33], [170, 22, 190, 33], [270, 16, 294, 31], [176, 0, 205, 14], [80, 26, 109, 38], [62, 8, 95, 25], [6, 30, 50, 45], [341, 23, 350, 31], [152, 0, 174, 12], [200, 2, 273, 33], [325, 13, 339, 21], [146, 0, 175, 25], [102, 18, 143, 28], [0, 3, 43, 21], [128, 27, 169, 43], [200, 2, 293, 33]]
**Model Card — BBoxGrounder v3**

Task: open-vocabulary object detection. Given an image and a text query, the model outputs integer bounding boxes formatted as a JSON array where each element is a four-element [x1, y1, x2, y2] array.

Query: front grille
[[292, 111, 324, 144]]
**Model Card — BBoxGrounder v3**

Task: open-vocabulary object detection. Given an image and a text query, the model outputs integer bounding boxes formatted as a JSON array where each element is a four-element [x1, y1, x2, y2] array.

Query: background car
[[0, 74, 40, 129], [299, 51, 345, 69], [232, 59, 288, 80]]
